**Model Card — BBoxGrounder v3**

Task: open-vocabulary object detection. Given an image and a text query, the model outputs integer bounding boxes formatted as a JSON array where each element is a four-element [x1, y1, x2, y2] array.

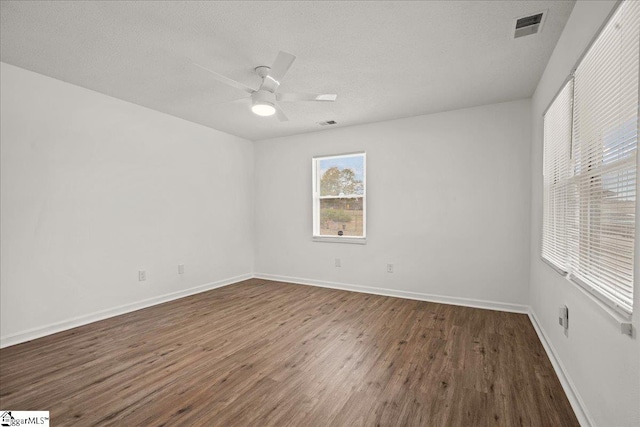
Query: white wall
[[0, 62, 254, 345], [254, 99, 531, 309], [529, 2, 640, 426]]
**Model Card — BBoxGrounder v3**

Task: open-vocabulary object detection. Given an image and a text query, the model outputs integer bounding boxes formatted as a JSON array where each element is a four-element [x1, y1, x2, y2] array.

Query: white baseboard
[[0, 273, 252, 349], [528, 308, 594, 427], [253, 273, 528, 314]]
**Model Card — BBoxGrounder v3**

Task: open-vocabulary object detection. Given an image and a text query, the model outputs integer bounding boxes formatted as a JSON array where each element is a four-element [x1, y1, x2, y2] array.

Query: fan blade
[[266, 51, 296, 85], [193, 62, 255, 94], [277, 93, 337, 102], [211, 97, 250, 106], [275, 103, 289, 122]]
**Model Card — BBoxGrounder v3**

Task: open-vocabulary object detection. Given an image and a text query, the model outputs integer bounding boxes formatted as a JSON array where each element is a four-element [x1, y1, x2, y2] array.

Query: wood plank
[[0, 279, 579, 426]]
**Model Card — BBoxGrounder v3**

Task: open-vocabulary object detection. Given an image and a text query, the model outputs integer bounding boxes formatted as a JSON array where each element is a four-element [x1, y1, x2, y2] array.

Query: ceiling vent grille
[[513, 11, 546, 38], [318, 120, 337, 126]]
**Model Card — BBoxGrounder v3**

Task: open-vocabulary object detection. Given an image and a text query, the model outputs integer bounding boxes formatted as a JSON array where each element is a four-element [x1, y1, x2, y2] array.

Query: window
[[312, 152, 366, 242], [542, 80, 573, 272], [542, 0, 639, 316]]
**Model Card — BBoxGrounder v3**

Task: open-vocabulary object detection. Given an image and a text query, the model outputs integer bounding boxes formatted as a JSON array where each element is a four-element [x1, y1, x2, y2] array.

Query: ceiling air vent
[[318, 120, 337, 126], [513, 11, 546, 39]]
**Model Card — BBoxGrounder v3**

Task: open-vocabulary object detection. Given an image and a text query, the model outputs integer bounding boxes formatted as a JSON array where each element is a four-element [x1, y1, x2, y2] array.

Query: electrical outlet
[[138, 270, 146, 281], [387, 264, 394, 273], [335, 258, 341, 267], [558, 305, 568, 329], [178, 264, 185, 274]]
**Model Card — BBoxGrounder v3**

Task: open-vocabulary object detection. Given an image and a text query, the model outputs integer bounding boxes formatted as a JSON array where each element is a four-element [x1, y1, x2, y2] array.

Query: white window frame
[[312, 152, 366, 244], [541, 0, 638, 319]]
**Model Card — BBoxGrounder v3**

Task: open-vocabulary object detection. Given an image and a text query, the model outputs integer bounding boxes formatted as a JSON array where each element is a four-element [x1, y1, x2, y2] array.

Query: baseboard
[[253, 273, 528, 314], [528, 308, 594, 427], [0, 273, 252, 349]]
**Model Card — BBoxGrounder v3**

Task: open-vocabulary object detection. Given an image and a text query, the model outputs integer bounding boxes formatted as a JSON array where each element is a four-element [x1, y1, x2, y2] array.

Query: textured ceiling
[[0, 1, 575, 141]]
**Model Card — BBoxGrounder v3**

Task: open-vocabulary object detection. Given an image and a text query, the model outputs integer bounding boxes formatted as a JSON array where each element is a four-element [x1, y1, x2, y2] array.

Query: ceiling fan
[[193, 51, 337, 121]]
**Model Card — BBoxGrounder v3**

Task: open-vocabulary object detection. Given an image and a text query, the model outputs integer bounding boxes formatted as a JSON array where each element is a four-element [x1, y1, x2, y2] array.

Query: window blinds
[[570, 0, 638, 315], [542, 0, 639, 316], [542, 80, 573, 272]]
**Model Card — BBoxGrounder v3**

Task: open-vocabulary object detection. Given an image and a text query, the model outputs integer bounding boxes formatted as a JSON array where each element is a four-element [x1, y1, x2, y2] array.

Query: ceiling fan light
[[251, 102, 276, 117]]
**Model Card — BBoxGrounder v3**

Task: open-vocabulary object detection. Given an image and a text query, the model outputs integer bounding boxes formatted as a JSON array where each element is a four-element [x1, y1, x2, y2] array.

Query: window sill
[[541, 257, 568, 276], [541, 256, 633, 335], [312, 236, 367, 245], [567, 274, 633, 322]]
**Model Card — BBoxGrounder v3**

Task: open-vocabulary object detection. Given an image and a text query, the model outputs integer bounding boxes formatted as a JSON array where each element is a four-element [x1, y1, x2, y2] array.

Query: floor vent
[[513, 11, 546, 38]]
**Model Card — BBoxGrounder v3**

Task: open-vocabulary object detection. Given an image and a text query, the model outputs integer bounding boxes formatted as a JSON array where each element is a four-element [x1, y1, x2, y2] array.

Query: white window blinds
[[542, 80, 573, 272], [542, 0, 639, 316]]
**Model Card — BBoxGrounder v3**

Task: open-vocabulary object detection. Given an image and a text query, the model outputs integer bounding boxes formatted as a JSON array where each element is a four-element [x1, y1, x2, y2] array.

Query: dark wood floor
[[0, 279, 578, 426]]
